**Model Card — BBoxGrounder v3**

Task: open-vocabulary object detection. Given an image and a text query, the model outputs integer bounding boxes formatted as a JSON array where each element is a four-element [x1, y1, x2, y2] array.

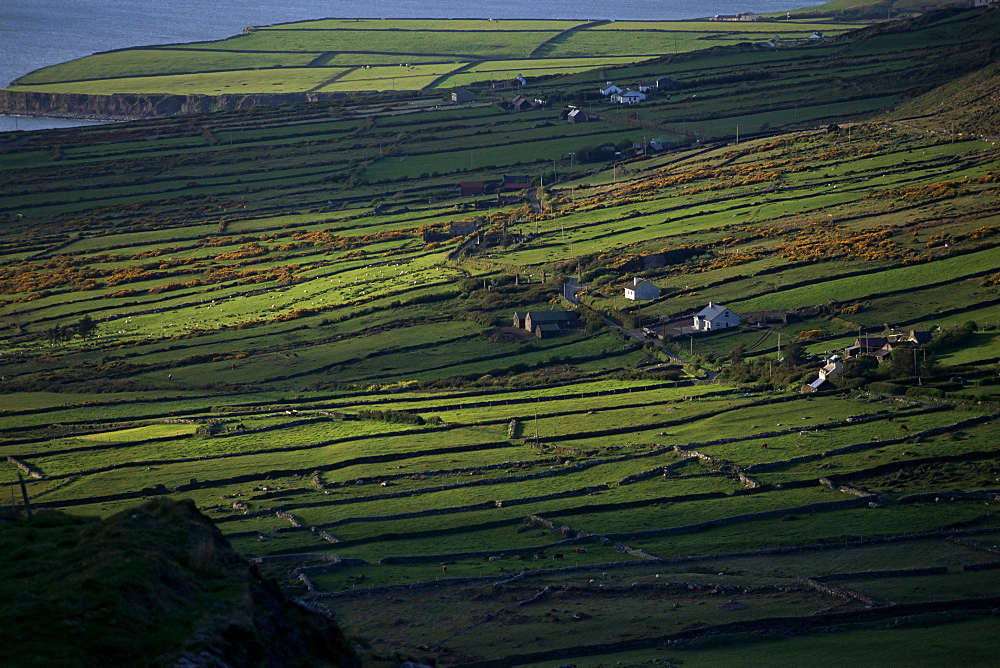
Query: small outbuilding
[[511, 95, 532, 111], [460, 181, 486, 196], [451, 89, 475, 103], [503, 174, 532, 190], [624, 277, 660, 301], [534, 323, 562, 338], [494, 74, 526, 89], [514, 310, 579, 337], [855, 337, 889, 354]]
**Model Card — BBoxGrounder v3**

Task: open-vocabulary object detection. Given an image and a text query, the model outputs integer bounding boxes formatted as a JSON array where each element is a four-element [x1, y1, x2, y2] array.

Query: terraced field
[[1, 6, 999, 666]]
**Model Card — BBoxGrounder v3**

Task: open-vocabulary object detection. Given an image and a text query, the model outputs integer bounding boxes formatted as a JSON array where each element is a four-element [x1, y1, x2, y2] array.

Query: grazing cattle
[[488, 556, 501, 562], [799, 430, 809, 437], [899, 424, 909, 431], [441, 565, 447, 573], [760, 442, 768, 449], [554, 553, 564, 560], [574, 548, 587, 554]]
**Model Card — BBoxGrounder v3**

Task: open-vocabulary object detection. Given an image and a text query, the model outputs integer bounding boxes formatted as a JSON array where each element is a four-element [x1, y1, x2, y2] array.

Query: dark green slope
[[0, 498, 360, 667], [888, 60, 1000, 138]]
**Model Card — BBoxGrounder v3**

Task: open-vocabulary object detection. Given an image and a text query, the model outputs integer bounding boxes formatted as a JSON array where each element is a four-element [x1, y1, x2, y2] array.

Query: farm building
[[854, 337, 890, 354], [600, 84, 624, 96], [802, 377, 832, 392], [885, 329, 933, 345], [846, 336, 901, 363], [460, 181, 485, 196], [504, 174, 532, 190], [494, 75, 526, 89], [693, 303, 741, 331], [624, 277, 660, 301], [513, 310, 579, 336], [450, 220, 478, 236], [451, 89, 475, 103], [655, 76, 676, 89], [802, 356, 844, 392], [563, 108, 592, 123], [713, 12, 756, 20], [510, 95, 532, 111], [533, 323, 562, 339], [612, 90, 646, 104]]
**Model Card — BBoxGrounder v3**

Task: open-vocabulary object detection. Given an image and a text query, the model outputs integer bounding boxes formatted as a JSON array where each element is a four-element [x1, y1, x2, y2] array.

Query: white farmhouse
[[600, 84, 624, 96], [693, 302, 741, 331], [612, 89, 646, 104], [818, 358, 843, 380], [624, 277, 660, 301]]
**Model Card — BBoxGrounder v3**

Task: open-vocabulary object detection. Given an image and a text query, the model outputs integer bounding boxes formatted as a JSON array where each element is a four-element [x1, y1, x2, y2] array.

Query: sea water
[[0, 0, 823, 131]]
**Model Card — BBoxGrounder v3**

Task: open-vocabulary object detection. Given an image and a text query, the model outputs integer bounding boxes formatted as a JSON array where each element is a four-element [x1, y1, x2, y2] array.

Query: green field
[[6, 17, 863, 96]]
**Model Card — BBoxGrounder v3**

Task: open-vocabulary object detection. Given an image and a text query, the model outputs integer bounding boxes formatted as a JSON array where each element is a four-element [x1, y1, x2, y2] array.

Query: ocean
[[0, 0, 823, 132]]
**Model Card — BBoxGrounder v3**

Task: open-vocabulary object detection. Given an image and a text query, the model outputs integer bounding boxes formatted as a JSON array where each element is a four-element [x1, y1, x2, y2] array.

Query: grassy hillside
[[888, 60, 1000, 138], [1, 6, 999, 666]]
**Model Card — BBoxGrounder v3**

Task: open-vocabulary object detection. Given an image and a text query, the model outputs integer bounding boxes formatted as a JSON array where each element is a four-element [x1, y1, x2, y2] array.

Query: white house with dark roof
[[612, 89, 646, 104], [624, 277, 660, 301], [693, 302, 741, 331]]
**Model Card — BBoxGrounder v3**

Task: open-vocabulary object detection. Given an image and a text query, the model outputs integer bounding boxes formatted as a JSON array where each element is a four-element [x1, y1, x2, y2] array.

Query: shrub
[[356, 409, 425, 425], [866, 381, 906, 396]]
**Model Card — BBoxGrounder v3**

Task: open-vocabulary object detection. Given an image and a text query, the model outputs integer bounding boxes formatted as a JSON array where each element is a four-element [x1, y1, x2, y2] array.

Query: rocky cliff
[[0, 90, 352, 121]]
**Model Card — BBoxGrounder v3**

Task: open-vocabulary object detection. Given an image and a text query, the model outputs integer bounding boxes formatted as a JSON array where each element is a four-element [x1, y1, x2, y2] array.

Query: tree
[[729, 342, 746, 364], [76, 314, 96, 338], [781, 340, 807, 368]]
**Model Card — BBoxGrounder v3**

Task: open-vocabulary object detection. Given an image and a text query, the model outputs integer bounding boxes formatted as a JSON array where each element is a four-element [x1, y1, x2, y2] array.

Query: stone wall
[[6, 456, 43, 479], [813, 566, 948, 582]]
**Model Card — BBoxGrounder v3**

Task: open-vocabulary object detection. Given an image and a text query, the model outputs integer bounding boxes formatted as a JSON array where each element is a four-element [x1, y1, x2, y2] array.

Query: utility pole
[[17, 473, 32, 520]]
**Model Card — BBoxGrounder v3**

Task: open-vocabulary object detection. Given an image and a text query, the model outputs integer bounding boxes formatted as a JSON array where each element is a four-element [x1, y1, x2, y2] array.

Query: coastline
[[0, 89, 387, 125]]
